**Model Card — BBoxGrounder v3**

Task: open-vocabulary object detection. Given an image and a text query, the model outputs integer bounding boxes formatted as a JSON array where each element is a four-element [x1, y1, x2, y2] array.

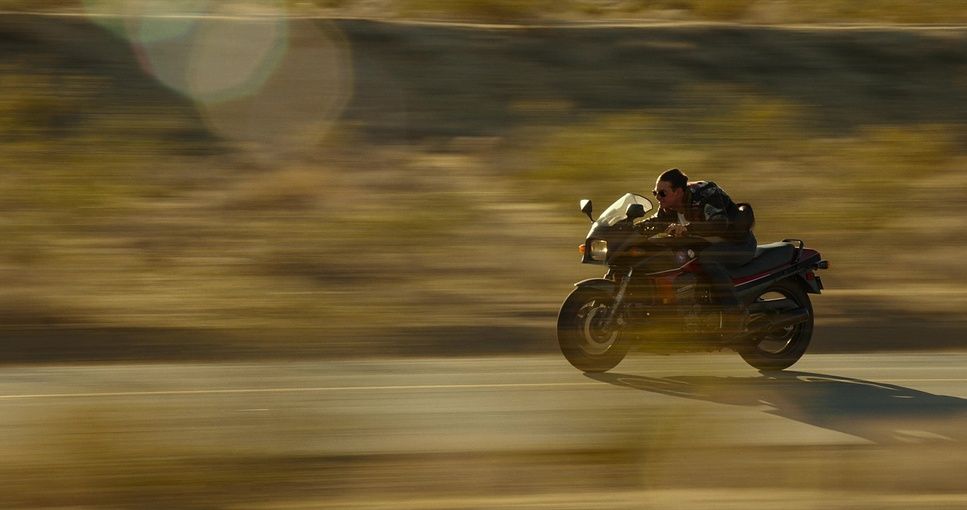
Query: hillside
[[0, 14, 965, 360]]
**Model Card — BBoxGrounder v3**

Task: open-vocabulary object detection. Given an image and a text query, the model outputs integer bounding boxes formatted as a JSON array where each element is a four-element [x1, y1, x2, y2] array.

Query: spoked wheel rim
[[750, 289, 804, 355], [575, 300, 619, 355]]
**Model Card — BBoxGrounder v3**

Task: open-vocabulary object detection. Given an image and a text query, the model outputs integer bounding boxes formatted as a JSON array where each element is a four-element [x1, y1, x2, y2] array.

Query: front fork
[[603, 267, 634, 329]]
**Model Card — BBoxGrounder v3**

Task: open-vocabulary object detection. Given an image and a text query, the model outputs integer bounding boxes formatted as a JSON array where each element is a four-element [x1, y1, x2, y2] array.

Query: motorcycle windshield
[[595, 193, 655, 227]]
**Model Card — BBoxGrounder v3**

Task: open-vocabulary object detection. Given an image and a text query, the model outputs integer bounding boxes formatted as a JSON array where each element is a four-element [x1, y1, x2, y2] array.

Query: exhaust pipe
[[745, 307, 809, 335]]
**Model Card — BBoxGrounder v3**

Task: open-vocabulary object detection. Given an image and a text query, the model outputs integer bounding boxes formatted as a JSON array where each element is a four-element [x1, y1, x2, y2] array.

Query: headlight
[[589, 239, 608, 260]]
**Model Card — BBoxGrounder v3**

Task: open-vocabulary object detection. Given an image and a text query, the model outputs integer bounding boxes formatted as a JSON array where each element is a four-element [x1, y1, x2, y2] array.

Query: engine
[[673, 273, 699, 305], [674, 273, 716, 333]]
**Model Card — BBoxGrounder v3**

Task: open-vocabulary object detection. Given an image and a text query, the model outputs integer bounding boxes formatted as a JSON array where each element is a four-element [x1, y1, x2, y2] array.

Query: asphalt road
[[1, 353, 964, 509]]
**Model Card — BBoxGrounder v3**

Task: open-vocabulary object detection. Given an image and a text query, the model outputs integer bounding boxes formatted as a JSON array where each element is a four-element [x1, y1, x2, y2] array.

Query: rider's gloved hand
[[665, 224, 688, 237]]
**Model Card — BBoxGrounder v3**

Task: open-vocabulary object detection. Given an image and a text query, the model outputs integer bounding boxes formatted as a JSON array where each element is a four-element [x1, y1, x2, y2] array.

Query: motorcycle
[[558, 193, 829, 373]]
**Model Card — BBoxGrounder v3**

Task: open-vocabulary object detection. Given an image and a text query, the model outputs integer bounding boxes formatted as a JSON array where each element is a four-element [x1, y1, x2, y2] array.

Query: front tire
[[557, 287, 629, 373], [737, 279, 813, 371]]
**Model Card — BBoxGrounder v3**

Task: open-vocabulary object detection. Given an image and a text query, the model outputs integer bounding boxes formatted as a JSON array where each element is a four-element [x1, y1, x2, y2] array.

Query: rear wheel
[[737, 279, 813, 371], [557, 287, 629, 373]]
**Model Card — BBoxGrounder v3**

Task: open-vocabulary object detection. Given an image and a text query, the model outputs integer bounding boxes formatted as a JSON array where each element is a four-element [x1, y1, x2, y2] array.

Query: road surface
[[0, 353, 964, 508]]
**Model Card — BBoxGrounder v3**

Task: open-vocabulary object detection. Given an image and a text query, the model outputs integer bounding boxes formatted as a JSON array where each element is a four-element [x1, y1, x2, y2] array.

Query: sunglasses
[[652, 189, 668, 198]]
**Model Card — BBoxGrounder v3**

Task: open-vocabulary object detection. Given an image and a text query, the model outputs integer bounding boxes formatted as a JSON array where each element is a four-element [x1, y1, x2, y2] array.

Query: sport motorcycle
[[558, 193, 829, 372]]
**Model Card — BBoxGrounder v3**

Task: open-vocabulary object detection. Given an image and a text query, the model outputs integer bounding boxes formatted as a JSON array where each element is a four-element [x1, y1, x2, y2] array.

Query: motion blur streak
[[0, 3, 965, 509]]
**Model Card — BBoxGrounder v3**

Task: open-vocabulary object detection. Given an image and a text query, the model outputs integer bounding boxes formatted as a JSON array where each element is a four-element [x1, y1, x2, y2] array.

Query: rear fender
[[796, 272, 824, 294]]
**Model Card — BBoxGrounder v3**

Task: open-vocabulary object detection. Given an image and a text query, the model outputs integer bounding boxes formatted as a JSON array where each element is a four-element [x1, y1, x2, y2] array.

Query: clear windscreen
[[596, 193, 654, 227]]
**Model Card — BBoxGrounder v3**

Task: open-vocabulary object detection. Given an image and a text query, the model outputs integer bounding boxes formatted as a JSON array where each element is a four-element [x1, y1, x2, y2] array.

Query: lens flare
[[86, 2, 353, 151], [184, 18, 289, 104], [196, 20, 353, 149], [132, 16, 288, 105], [82, 0, 210, 43], [128, 1, 211, 45]]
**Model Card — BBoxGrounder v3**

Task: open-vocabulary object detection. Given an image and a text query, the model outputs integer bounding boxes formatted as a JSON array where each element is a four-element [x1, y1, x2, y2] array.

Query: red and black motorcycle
[[558, 193, 829, 373]]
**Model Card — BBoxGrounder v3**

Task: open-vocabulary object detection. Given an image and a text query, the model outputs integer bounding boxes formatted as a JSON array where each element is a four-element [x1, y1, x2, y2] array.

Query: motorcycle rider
[[640, 168, 757, 335]]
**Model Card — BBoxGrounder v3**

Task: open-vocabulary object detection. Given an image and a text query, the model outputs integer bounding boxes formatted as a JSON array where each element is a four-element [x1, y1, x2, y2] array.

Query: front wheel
[[557, 286, 629, 373], [737, 279, 813, 371]]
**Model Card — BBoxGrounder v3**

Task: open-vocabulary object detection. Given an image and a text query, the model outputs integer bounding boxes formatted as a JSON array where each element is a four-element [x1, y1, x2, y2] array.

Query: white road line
[[855, 379, 967, 383], [0, 382, 602, 400], [0, 379, 964, 400], [1, 11, 965, 31]]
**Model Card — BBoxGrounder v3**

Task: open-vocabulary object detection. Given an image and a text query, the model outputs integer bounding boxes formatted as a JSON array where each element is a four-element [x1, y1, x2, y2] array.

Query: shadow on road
[[587, 370, 967, 445]]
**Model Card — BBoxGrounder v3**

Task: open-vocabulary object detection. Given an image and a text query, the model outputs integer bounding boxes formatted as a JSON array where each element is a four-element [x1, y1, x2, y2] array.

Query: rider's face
[[654, 179, 684, 211]]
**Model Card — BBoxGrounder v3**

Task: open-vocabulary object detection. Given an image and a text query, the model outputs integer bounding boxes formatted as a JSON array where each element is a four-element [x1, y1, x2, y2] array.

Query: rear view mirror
[[580, 199, 593, 221], [625, 203, 646, 221]]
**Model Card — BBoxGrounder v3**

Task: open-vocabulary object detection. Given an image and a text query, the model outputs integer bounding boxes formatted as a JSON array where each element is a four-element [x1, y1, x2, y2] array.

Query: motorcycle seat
[[753, 241, 796, 259], [729, 242, 796, 279]]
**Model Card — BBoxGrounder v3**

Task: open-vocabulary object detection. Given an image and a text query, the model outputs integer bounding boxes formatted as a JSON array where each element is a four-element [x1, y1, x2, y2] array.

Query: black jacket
[[640, 181, 748, 241]]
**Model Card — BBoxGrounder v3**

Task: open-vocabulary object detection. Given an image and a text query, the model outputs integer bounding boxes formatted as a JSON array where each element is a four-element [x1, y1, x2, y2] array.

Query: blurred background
[[0, 2, 965, 509], [0, 1, 965, 360]]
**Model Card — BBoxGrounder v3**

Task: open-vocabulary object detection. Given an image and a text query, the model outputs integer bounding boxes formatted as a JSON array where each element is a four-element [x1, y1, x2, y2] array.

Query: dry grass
[[0, 15, 965, 359]]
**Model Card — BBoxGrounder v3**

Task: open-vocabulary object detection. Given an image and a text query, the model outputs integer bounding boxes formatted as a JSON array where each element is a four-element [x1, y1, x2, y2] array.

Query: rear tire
[[557, 287, 629, 373], [737, 279, 813, 371]]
